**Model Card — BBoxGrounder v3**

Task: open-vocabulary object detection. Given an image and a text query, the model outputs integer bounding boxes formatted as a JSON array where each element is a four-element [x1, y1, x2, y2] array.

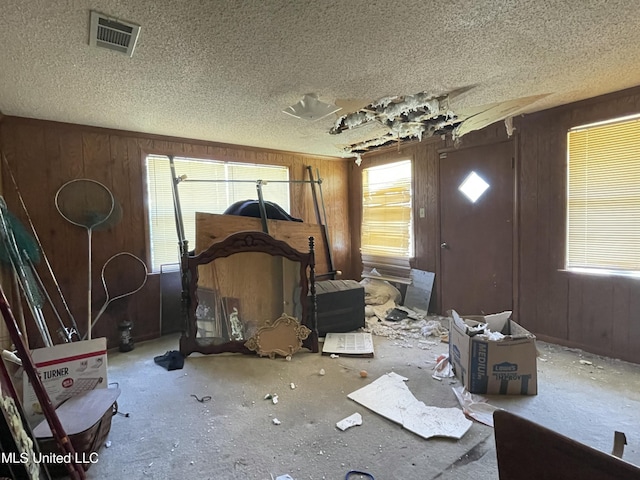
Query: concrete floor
[[85, 329, 640, 480]]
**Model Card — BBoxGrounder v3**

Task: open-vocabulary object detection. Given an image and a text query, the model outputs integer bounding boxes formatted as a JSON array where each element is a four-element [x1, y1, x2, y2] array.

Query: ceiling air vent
[[89, 11, 141, 57]]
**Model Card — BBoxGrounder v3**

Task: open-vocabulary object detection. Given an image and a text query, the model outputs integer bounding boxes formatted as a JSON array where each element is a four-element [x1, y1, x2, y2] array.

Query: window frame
[[565, 113, 640, 277], [143, 153, 292, 273], [360, 158, 414, 260]]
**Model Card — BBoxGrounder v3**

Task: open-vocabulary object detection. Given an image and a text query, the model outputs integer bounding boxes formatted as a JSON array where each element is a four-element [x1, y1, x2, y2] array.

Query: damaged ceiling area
[[328, 90, 546, 155], [2, 1, 640, 158], [329, 92, 459, 155]]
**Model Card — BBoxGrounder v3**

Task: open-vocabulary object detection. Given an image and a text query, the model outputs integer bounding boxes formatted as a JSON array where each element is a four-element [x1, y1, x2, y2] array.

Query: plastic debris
[[272, 418, 281, 425], [330, 354, 339, 359], [579, 359, 593, 365], [452, 386, 500, 427], [432, 354, 454, 380], [290, 383, 296, 389], [336, 412, 363, 431], [319, 368, 326, 376]]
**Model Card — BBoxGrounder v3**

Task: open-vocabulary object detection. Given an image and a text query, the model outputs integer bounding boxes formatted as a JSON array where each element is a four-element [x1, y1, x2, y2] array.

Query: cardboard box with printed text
[[448, 310, 537, 395], [23, 338, 108, 426]]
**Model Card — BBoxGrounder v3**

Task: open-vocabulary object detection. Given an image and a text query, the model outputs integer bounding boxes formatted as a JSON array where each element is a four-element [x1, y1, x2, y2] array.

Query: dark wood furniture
[[179, 231, 318, 356], [493, 410, 640, 480]]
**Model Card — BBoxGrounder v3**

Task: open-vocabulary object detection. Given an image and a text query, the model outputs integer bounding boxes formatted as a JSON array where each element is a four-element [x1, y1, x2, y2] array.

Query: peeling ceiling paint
[[328, 91, 547, 155], [329, 92, 460, 154]]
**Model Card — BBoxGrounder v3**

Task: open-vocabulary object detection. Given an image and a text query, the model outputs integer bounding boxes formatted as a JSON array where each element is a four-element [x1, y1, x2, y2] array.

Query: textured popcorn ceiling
[[2, 1, 640, 158]]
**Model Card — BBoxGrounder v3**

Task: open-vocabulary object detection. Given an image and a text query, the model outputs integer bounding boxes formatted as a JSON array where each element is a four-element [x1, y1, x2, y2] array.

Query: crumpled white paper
[[451, 386, 501, 427]]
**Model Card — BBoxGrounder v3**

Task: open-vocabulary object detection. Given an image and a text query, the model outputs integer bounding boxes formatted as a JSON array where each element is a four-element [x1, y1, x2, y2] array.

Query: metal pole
[[316, 166, 335, 272], [180, 178, 320, 184], [169, 155, 188, 256], [306, 166, 335, 277], [256, 180, 269, 234]]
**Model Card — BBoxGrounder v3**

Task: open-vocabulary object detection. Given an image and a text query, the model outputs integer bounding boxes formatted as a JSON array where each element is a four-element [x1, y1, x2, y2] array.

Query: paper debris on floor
[[432, 353, 454, 380], [452, 386, 501, 427], [347, 372, 472, 439], [336, 412, 363, 431], [322, 332, 374, 357]]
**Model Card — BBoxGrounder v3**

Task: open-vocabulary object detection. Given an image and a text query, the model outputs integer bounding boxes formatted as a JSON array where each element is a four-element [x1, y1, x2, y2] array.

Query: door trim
[[435, 137, 519, 315]]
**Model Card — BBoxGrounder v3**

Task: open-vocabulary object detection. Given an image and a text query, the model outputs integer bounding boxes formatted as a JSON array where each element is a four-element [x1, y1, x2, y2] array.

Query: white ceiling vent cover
[[89, 11, 141, 57]]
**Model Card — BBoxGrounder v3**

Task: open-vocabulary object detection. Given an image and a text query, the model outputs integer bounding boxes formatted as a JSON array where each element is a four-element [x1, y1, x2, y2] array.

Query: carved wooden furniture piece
[[180, 231, 318, 356]]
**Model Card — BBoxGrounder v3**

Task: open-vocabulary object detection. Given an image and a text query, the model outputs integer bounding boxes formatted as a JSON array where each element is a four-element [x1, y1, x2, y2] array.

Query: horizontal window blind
[[567, 116, 640, 273], [146, 155, 290, 272], [361, 160, 413, 260]]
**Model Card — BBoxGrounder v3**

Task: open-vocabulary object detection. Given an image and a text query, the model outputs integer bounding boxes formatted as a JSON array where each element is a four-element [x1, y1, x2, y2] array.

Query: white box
[[23, 338, 108, 426]]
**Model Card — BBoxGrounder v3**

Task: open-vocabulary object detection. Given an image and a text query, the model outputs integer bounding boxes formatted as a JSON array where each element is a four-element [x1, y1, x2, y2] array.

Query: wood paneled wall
[[348, 87, 640, 364], [3, 82, 639, 363], [0, 117, 352, 349], [347, 125, 510, 314], [515, 86, 640, 364]]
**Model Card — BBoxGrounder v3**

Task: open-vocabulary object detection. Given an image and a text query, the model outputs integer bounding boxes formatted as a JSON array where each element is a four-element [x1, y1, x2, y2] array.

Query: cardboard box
[[23, 338, 108, 426], [449, 310, 537, 395]]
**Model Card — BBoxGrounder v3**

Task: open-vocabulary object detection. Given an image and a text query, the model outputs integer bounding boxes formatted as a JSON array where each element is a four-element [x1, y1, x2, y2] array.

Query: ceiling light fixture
[[283, 94, 341, 121]]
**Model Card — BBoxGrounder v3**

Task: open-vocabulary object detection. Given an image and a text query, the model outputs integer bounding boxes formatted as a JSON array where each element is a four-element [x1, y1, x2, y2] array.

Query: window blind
[[567, 116, 640, 273], [361, 160, 413, 258], [146, 155, 290, 272]]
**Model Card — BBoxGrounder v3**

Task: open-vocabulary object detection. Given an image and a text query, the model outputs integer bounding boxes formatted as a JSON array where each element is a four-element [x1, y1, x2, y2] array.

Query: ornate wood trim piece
[[244, 313, 311, 358], [193, 230, 311, 265]]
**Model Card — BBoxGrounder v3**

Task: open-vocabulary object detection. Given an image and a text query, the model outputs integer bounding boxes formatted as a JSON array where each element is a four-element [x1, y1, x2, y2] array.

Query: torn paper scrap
[[347, 372, 472, 440], [452, 386, 501, 427], [432, 353, 454, 380], [336, 412, 363, 431]]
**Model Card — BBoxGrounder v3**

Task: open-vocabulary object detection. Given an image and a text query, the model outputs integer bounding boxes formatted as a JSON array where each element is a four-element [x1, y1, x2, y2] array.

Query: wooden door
[[439, 140, 514, 315]]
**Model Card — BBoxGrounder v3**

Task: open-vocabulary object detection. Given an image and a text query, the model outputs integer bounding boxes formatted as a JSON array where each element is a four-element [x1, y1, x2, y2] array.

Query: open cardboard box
[[449, 310, 537, 395]]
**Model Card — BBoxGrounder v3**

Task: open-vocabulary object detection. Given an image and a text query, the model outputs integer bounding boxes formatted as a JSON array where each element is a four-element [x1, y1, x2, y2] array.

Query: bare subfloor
[[86, 332, 640, 480]]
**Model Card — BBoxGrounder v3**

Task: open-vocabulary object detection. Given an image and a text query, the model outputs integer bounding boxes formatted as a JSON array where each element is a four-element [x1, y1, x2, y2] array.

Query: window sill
[[558, 268, 640, 280]]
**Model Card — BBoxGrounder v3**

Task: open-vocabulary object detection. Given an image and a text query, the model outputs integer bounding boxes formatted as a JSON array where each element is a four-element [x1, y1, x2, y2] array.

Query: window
[[566, 114, 640, 275], [146, 155, 290, 272], [361, 160, 413, 258]]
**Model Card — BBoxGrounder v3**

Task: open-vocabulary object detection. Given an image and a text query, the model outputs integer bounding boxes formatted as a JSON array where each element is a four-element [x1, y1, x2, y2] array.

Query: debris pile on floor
[[359, 274, 448, 343]]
